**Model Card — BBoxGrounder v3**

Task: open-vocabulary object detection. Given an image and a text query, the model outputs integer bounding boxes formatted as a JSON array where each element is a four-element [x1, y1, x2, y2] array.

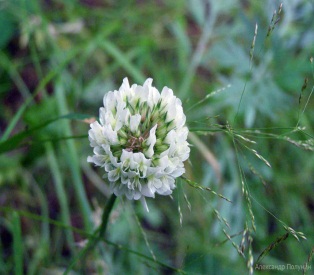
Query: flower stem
[[64, 194, 117, 274], [98, 194, 117, 237]]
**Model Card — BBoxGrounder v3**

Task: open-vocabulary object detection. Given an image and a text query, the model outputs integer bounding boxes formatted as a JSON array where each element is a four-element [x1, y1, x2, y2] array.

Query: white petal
[[144, 124, 157, 158], [151, 177, 162, 189], [143, 78, 153, 88], [125, 189, 134, 200], [134, 84, 149, 102], [170, 167, 185, 177], [120, 77, 130, 92], [103, 124, 119, 144], [87, 155, 106, 167], [103, 91, 116, 113], [161, 86, 173, 98], [108, 166, 121, 182], [148, 87, 161, 107], [88, 121, 105, 146], [129, 114, 141, 133], [141, 184, 155, 198], [115, 108, 130, 131], [133, 191, 142, 200]]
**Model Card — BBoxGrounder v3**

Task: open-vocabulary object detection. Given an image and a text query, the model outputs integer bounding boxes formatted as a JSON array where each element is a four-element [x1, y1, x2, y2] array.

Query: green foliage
[[0, 0, 313, 274]]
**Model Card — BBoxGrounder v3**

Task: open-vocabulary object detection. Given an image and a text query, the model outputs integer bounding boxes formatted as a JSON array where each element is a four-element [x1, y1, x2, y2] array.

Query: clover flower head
[[88, 78, 190, 208]]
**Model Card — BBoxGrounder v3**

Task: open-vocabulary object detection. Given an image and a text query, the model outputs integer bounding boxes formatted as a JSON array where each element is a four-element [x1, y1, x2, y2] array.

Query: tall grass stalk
[[179, 5, 216, 100], [55, 81, 92, 232], [46, 142, 75, 251]]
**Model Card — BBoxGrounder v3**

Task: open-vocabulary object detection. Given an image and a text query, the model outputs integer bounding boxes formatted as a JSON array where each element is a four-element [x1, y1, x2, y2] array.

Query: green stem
[[64, 194, 117, 274], [98, 194, 118, 237], [12, 212, 23, 275]]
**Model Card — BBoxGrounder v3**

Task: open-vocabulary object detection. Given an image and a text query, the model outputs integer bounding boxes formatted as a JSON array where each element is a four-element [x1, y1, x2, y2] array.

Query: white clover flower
[[88, 78, 190, 208]]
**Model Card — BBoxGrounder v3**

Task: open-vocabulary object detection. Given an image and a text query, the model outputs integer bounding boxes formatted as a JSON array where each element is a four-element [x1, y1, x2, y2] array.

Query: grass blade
[[0, 113, 91, 154], [55, 81, 92, 232], [0, 49, 80, 142], [12, 212, 23, 275], [46, 142, 75, 251]]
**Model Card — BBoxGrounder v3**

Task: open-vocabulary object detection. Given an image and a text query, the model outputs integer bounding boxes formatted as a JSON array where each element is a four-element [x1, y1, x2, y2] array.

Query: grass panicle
[[266, 3, 283, 38], [283, 225, 306, 242], [187, 84, 231, 112], [222, 229, 245, 258], [247, 235, 254, 275], [182, 177, 231, 203], [213, 209, 230, 229], [256, 232, 289, 264], [303, 247, 314, 275], [249, 23, 258, 68]]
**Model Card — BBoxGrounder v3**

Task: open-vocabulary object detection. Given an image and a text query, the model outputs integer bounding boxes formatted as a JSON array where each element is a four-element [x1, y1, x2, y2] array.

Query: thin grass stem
[[46, 142, 75, 251], [55, 81, 92, 232], [12, 212, 23, 275]]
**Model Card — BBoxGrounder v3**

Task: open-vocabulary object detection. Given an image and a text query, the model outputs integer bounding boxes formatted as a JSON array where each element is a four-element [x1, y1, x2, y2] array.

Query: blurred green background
[[0, 0, 313, 274]]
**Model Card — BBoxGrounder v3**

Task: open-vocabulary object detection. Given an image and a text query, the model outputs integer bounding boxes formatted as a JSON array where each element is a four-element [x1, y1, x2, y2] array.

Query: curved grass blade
[[0, 113, 91, 154], [100, 40, 145, 83]]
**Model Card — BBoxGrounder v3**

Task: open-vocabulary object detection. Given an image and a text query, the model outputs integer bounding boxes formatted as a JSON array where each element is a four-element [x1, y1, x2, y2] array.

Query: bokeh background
[[0, 0, 313, 274]]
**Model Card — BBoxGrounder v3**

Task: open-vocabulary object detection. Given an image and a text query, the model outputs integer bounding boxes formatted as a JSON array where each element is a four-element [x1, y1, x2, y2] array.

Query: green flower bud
[[156, 98, 162, 109], [113, 150, 122, 158], [152, 157, 160, 167], [155, 144, 169, 154], [141, 119, 149, 132], [150, 110, 159, 123], [156, 124, 167, 137], [111, 144, 122, 152], [155, 138, 163, 146], [118, 128, 128, 139], [135, 99, 141, 112], [161, 111, 167, 122], [140, 102, 148, 121], [134, 129, 141, 138], [119, 138, 127, 145], [167, 120, 175, 131]]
